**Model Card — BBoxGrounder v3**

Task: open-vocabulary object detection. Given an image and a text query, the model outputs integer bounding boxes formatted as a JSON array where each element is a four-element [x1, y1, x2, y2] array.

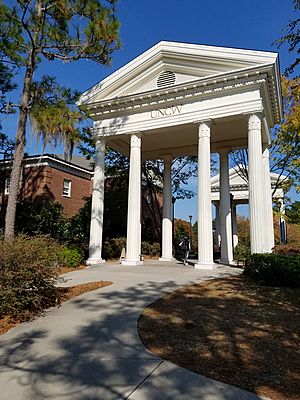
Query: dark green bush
[[234, 243, 251, 261], [0, 235, 62, 320], [103, 237, 126, 259], [102, 238, 161, 259], [244, 253, 300, 287], [141, 241, 160, 256], [58, 246, 83, 268]]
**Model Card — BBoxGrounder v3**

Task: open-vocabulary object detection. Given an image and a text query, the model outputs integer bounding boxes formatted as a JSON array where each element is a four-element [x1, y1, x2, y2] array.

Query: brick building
[[0, 154, 162, 240], [0, 154, 93, 219]]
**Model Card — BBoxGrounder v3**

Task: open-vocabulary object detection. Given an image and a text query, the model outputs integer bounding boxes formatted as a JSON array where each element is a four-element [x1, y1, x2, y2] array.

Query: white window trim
[[62, 179, 72, 197]]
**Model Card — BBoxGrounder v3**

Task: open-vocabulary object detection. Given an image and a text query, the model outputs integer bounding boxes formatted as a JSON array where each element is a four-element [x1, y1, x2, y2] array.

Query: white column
[[86, 138, 106, 265], [214, 202, 221, 249], [219, 150, 233, 264], [195, 121, 215, 269], [160, 155, 173, 261], [248, 113, 265, 254], [232, 204, 238, 248], [122, 133, 143, 265], [262, 147, 275, 252]]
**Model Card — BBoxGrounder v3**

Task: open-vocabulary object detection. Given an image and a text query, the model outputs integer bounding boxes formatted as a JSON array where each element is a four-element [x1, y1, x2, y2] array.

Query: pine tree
[[0, 0, 120, 237]]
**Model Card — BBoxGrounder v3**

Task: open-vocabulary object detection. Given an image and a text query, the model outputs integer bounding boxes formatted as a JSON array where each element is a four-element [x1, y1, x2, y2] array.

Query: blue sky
[[1, 0, 299, 220]]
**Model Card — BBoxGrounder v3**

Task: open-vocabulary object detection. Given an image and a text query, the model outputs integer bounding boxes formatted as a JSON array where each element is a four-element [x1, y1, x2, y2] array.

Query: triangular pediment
[[79, 41, 278, 106]]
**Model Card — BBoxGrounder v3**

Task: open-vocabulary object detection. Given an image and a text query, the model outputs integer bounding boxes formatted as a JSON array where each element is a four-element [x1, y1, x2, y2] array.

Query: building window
[[4, 177, 11, 195], [63, 179, 71, 197]]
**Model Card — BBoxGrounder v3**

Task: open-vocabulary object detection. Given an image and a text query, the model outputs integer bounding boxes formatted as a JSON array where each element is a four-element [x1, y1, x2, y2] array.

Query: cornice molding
[[84, 68, 279, 126]]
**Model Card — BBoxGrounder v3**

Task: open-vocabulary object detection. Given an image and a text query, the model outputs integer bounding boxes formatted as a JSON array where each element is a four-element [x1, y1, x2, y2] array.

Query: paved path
[[0, 261, 269, 399]]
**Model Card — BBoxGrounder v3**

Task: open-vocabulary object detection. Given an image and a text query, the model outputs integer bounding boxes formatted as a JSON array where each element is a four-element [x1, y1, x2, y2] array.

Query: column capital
[[195, 120, 212, 138], [246, 112, 263, 130], [130, 132, 142, 148], [262, 147, 270, 159], [95, 137, 106, 150]]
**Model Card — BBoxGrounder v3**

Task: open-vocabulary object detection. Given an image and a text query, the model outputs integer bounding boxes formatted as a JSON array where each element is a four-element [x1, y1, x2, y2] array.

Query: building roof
[[0, 154, 94, 179], [78, 41, 282, 125]]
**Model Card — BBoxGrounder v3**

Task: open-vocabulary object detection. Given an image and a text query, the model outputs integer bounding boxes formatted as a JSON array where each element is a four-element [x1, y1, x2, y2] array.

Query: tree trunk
[[4, 0, 43, 238]]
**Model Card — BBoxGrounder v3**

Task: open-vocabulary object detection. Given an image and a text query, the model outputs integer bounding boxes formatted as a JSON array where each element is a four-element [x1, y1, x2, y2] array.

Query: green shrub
[[59, 246, 83, 268], [141, 241, 160, 256], [103, 237, 126, 259], [244, 253, 300, 287], [234, 243, 251, 261], [0, 235, 62, 320], [102, 238, 161, 259]]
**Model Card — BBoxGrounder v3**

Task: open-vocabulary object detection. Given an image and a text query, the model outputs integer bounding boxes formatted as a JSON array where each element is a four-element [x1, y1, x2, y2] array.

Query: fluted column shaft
[[195, 121, 214, 268], [160, 155, 173, 261], [248, 113, 265, 254], [262, 148, 275, 252], [219, 150, 233, 264], [123, 134, 143, 265], [232, 204, 238, 248], [87, 138, 106, 264], [215, 202, 221, 248]]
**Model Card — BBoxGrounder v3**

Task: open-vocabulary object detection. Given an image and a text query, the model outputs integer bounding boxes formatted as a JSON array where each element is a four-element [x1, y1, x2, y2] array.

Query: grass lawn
[[138, 275, 300, 400]]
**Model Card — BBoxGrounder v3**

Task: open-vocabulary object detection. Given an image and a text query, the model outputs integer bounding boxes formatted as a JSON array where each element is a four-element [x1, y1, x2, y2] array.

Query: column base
[[194, 262, 217, 270], [159, 257, 175, 262], [85, 258, 105, 265], [121, 259, 144, 266]]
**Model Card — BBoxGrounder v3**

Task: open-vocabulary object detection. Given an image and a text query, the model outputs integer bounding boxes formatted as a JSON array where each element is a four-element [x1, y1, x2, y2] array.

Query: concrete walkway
[[0, 261, 269, 400]]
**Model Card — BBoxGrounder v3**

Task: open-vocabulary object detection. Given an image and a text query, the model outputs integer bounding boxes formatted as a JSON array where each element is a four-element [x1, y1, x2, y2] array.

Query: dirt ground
[[138, 275, 300, 400]]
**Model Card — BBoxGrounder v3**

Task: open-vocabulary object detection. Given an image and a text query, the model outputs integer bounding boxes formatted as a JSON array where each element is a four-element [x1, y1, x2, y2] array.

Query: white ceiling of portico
[[79, 41, 279, 105]]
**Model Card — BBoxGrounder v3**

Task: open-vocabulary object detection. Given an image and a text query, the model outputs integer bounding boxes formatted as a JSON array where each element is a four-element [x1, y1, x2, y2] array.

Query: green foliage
[[286, 200, 300, 224], [275, 0, 300, 75], [30, 76, 83, 160], [0, 235, 62, 320], [103, 237, 126, 259], [0, 62, 16, 113], [0, 1, 120, 67], [244, 253, 300, 287], [141, 241, 160, 256], [58, 246, 83, 268], [1, 0, 120, 236], [16, 201, 70, 241], [0, 132, 14, 159], [68, 197, 92, 245], [102, 237, 161, 259], [233, 243, 251, 261]]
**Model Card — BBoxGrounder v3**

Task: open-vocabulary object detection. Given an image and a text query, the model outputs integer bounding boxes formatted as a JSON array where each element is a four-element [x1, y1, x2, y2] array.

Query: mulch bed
[[138, 275, 300, 400], [0, 280, 112, 336]]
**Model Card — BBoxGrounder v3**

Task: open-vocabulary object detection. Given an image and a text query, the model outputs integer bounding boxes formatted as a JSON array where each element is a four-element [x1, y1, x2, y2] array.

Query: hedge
[[243, 253, 300, 287]]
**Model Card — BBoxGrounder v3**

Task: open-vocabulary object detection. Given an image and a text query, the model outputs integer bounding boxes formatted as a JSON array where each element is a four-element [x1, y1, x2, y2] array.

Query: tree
[[275, 0, 300, 75], [230, 76, 300, 195], [286, 200, 300, 224], [0, 0, 120, 237], [0, 133, 14, 160]]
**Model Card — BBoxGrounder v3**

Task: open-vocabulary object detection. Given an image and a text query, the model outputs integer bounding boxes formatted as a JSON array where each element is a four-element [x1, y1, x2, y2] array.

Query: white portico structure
[[78, 41, 282, 268], [211, 168, 287, 258]]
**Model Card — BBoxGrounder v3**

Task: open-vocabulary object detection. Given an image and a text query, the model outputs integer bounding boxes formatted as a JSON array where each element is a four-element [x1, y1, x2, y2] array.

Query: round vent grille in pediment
[[157, 71, 176, 88]]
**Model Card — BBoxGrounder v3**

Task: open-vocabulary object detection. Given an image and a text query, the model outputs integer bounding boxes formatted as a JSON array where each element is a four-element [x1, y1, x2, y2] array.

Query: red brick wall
[[48, 167, 92, 217], [0, 165, 92, 218]]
